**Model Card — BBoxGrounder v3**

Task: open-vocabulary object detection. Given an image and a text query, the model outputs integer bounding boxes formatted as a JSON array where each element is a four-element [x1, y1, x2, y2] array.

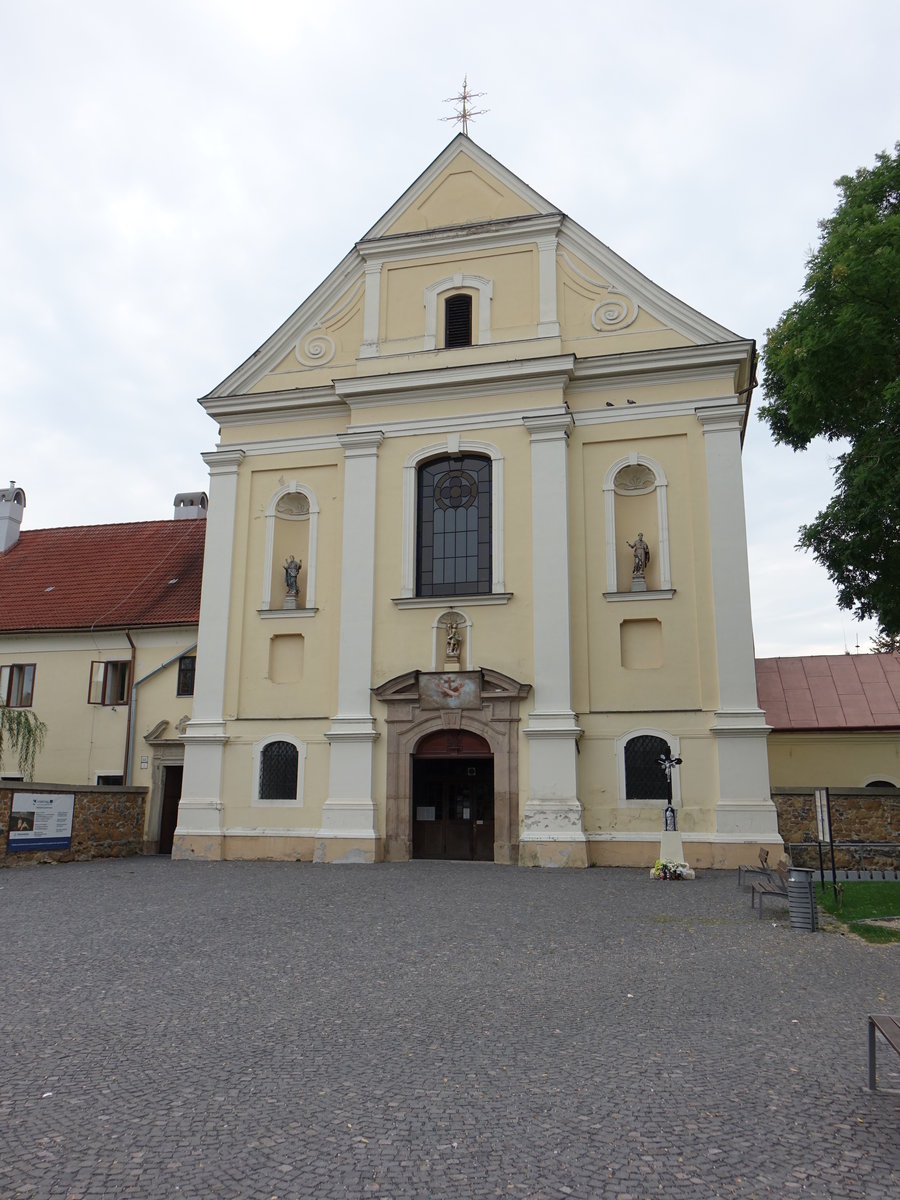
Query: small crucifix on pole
[[441, 75, 488, 136]]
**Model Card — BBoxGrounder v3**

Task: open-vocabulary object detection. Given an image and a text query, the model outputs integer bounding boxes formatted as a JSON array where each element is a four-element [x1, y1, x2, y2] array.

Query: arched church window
[[258, 740, 299, 802], [444, 294, 473, 348], [624, 733, 672, 800], [417, 455, 491, 596]]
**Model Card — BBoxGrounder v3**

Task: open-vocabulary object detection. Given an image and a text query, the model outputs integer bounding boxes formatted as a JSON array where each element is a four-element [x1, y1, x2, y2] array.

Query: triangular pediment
[[204, 136, 743, 403], [363, 135, 558, 237]]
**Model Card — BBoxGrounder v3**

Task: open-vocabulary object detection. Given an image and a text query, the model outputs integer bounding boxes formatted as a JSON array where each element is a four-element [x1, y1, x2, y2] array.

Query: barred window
[[416, 455, 491, 597], [624, 734, 671, 800], [259, 740, 299, 802]]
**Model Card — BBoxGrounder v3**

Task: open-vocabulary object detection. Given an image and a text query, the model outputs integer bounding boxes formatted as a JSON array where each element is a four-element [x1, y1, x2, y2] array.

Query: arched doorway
[[412, 729, 494, 861]]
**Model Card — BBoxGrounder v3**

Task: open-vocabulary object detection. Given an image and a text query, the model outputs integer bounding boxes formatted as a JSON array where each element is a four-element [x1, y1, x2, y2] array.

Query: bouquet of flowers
[[651, 858, 688, 880]]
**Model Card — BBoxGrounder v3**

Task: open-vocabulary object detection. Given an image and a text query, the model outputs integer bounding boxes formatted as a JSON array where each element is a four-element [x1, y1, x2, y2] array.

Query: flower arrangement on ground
[[651, 858, 695, 880]]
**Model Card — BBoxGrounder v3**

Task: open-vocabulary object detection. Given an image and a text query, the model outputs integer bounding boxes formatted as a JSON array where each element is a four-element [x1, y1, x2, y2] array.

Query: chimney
[[0, 481, 26, 553], [173, 491, 208, 521]]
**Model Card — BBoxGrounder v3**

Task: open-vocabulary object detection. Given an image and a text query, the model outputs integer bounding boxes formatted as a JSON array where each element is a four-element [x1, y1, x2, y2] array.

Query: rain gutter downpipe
[[124, 641, 198, 785]]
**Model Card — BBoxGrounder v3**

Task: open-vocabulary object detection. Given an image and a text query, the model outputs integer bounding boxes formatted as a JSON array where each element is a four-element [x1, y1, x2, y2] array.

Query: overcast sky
[[2, 0, 898, 656]]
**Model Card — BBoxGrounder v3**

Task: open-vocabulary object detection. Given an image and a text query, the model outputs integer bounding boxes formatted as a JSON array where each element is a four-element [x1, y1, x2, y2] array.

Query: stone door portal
[[373, 668, 530, 864]]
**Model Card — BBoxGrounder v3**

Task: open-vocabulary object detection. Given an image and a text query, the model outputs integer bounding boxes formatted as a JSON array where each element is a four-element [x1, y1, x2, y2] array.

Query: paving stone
[[0, 860, 898, 1197]]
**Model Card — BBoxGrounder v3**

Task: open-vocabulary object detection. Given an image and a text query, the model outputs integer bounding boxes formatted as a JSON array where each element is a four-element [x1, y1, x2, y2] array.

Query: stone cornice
[[357, 212, 565, 265], [334, 354, 575, 406]]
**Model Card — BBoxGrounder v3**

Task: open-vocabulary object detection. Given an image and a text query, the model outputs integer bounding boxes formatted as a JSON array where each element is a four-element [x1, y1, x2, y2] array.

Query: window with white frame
[[417, 455, 492, 596], [400, 440, 505, 601], [88, 661, 130, 706], [252, 736, 306, 806], [1, 663, 35, 708], [616, 729, 682, 804]]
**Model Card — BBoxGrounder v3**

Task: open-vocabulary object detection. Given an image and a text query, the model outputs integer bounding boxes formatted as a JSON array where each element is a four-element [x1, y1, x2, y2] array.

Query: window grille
[[416, 455, 491, 596], [624, 734, 671, 800], [444, 294, 473, 348], [259, 741, 299, 801]]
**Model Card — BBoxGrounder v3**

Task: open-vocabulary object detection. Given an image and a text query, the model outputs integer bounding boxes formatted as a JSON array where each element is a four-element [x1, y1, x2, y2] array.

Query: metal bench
[[867, 1015, 900, 1091]]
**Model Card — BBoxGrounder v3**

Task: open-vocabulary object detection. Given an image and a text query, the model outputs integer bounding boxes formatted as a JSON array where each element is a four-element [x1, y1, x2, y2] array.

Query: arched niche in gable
[[602, 454, 671, 595], [261, 482, 320, 611]]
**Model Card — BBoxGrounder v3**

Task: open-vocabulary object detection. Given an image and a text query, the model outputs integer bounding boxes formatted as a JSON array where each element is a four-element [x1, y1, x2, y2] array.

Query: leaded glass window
[[259, 740, 299, 801], [624, 734, 671, 800], [416, 455, 491, 596]]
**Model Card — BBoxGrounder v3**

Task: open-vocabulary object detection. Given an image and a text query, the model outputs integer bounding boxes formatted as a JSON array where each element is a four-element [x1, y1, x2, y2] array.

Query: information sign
[[8, 793, 75, 852]]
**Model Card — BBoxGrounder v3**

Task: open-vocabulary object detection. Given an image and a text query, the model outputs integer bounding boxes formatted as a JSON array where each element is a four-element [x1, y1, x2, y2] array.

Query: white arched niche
[[261, 482, 320, 612], [424, 274, 493, 350], [399, 437, 505, 600], [603, 453, 671, 594]]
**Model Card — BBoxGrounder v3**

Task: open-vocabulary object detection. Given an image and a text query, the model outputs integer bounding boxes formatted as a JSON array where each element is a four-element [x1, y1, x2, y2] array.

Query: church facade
[[175, 136, 781, 868]]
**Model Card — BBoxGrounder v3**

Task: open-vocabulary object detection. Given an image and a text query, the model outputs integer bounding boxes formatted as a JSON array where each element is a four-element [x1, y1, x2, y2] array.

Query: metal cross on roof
[[441, 75, 488, 136]]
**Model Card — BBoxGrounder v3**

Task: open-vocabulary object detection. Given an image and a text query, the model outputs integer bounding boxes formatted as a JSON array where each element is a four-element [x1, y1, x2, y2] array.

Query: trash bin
[[786, 867, 819, 932]]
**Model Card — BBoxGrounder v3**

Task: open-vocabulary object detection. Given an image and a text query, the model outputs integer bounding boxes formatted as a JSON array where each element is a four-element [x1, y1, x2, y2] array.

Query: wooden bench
[[751, 862, 789, 919], [868, 1015, 900, 1091]]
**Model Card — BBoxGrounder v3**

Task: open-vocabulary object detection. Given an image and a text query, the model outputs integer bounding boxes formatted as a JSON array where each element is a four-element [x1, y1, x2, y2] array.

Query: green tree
[[870, 625, 900, 654], [0, 705, 46, 780], [760, 144, 900, 634]]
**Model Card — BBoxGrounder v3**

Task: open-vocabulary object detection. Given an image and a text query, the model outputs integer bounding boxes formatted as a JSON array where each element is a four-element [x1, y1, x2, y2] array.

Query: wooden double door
[[412, 733, 494, 861]]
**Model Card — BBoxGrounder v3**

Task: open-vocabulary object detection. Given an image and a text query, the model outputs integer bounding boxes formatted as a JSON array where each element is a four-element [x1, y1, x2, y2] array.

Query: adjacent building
[[0, 484, 205, 853]]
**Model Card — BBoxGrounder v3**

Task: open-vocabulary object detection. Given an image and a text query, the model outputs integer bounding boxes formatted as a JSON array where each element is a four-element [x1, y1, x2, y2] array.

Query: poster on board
[[8, 793, 75, 852]]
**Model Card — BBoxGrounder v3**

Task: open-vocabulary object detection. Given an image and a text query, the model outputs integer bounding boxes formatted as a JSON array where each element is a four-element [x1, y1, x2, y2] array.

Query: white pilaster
[[698, 406, 779, 843], [537, 237, 561, 338], [176, 448, 244, 854], [317, 430, 383, 860], [520, 411, 585, 863], [359, 262, 382, 358]]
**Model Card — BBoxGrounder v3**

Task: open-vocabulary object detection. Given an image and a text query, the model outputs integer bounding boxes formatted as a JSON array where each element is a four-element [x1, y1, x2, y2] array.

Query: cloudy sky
[[2, 0, 898, 656]]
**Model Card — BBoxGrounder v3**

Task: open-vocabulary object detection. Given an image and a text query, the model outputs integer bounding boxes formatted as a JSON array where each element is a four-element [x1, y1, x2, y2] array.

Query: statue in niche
[[445, 620, 461, 661], [664, 804, 677, 832], [284, 555, 301, 598], [627, 532, 650, 578]]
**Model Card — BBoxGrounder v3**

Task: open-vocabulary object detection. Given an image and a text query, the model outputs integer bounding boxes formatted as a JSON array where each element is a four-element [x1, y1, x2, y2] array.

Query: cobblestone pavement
[[1, 859, 899, 1199]]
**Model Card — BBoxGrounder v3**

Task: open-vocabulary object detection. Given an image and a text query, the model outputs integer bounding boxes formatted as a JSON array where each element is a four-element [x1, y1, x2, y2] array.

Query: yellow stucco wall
[[767, 731, 900, 789]]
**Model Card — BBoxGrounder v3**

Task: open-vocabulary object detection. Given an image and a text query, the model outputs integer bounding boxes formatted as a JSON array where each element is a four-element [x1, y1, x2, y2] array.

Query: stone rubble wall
[[772, 787, 900, 870], [0, 783, 148, 865]]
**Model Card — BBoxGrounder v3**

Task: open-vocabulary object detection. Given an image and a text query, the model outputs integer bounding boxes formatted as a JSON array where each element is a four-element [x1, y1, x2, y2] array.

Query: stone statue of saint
[[664, 803, 677, 832], [284, 555, 301, 597], [445, 620, 461, 660], [627, 532, 650, 578]]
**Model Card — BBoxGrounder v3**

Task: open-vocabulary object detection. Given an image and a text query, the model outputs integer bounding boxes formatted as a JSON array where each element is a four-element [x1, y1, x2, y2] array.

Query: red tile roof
[[0, 520, 206, 632], [756, 654, 900, 731]]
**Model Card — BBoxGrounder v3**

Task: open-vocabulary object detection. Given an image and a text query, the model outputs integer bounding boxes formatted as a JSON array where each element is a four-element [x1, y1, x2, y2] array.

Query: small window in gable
[[444, 294, 473, 348]]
